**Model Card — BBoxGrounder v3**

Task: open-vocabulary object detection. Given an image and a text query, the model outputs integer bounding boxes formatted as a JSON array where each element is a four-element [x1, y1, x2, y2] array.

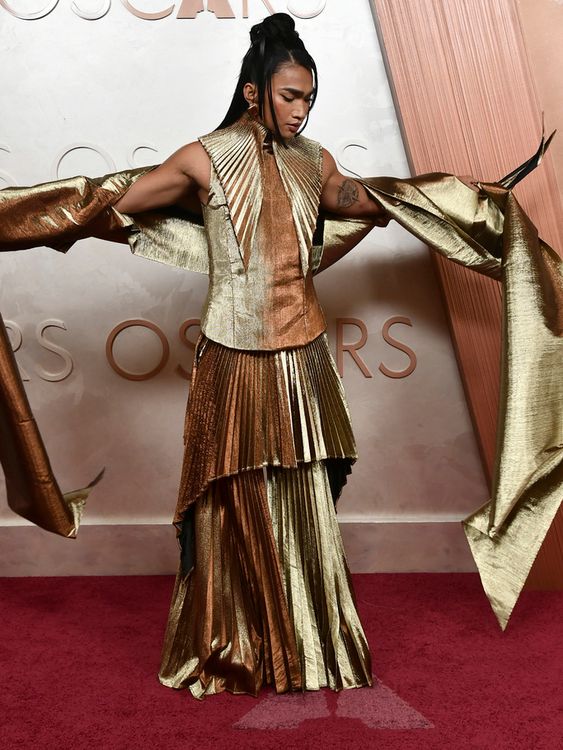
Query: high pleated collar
[[240, 110, 276, 153], [199, 112, 323, 275]]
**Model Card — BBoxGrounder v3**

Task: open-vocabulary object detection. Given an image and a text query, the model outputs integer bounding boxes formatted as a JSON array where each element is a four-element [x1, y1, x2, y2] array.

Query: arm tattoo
[[337, 179, 359, 208]]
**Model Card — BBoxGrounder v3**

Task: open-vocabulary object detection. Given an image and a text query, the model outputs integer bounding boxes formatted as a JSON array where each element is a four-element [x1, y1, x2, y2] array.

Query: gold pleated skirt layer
[[159, 461, 373, 698], [159, 332, 372, 698]]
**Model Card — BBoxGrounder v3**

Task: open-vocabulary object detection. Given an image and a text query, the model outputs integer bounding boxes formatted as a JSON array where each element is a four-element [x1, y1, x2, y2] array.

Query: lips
[[287, 123, 301, 132]]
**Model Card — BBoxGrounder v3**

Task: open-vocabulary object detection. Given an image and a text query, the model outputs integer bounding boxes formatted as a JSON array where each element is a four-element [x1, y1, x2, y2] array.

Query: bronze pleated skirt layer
[[159, 332, 372, 698], [173, 330, 358, 526]]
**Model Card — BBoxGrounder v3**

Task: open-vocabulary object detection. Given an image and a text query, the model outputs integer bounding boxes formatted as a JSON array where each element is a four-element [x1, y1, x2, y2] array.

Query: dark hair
[[216, 13, 318, 144]]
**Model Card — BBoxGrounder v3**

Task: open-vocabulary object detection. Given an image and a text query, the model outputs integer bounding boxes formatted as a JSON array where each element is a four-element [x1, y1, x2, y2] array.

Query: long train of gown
[[158, 330, 373, 699]]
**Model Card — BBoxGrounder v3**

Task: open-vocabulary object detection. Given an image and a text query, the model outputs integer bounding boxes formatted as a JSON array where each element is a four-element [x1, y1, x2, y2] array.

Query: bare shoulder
[[167, 141, 209, 177], [166, 141, 210, 188], [320, 146, 338, 186]]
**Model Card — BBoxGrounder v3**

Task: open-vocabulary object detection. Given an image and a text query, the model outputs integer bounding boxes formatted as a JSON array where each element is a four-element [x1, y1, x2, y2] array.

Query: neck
[[240, 110, 285, 149]]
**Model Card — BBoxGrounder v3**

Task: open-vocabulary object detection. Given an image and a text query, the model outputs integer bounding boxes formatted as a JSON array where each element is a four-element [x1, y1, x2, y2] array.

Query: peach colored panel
[[517, 0, 563, 208], [371, 0, 562, 587]]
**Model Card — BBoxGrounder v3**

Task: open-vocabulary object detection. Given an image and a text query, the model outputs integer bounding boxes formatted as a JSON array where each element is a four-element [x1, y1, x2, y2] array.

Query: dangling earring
[[247, 101, 259, 119]]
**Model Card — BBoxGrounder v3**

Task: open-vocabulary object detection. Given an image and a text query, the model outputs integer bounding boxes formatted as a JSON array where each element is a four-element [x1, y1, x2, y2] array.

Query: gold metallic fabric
[[199, 111, 322, 277], [353, 174, 563, 629], [0, 163, 209, 273], [265, 460, 372, 690], [159, 460, 372, 699], [199, 127, 326, 349], [0, 123, 561, 631]]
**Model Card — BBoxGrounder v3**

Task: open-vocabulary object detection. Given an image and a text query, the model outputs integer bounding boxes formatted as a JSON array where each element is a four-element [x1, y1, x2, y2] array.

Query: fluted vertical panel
[[371, 0, 562, 586]]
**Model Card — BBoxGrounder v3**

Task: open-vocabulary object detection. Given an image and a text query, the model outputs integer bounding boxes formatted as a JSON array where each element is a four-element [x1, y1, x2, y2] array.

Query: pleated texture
[[199, 136, 326, 350], [198, 110, 322, 277], [274, 127, 323, 277], [199, 115, 263, 272], [265, 461, 373, 691], [159, 461, 372, 699], [173, 331, 357, 529], [160, 470, 302, 698]]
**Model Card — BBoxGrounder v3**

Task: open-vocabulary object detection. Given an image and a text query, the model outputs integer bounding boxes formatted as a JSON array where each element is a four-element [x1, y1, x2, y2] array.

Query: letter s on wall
[[379, 316, 417, 379], [37, 319, 74, 382]]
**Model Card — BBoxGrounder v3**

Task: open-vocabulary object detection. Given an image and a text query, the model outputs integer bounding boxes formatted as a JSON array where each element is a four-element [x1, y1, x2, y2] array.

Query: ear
[[242, 82, 258, 106]]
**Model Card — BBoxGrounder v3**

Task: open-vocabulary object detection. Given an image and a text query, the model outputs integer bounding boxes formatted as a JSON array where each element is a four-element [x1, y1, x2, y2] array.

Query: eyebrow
[[280, 86, 315, 98]]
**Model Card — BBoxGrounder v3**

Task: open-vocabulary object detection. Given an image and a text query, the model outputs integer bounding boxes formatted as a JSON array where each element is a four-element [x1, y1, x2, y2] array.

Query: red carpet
[[0, 573, 561, 749]]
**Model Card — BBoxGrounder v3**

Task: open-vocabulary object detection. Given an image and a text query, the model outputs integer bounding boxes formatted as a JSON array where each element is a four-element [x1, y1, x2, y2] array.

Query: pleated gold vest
[[198, 111, 326, 350]]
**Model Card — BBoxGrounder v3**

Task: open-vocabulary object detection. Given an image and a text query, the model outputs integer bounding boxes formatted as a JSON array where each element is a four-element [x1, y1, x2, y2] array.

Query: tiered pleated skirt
[[158, 331, 373, 699]]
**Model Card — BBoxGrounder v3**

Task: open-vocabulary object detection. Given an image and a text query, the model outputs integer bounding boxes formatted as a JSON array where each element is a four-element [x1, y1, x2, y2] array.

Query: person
[[1, 10, 561, 704], [110, 13, 392, 699]]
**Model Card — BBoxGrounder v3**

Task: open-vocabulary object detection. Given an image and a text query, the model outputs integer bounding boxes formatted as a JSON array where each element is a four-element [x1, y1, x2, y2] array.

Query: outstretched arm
[[113, 141, 210, 214], [320, 147, 390, 225], [0, 141, 211, 253]]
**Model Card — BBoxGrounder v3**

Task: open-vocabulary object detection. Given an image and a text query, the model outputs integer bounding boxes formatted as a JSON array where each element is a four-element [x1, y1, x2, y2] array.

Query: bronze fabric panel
[[0, 312, 100, 537], [258, 147, 326, 348], [159, 469, 302, 699], [174, 331, 358, 530]]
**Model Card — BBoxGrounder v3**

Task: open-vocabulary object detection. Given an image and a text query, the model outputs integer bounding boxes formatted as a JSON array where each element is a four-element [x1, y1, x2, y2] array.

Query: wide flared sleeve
[[313, 130, 561, 631], [0, 165, 210, 273], [0, 164, 210, 537], [0, 318, 103, 538]]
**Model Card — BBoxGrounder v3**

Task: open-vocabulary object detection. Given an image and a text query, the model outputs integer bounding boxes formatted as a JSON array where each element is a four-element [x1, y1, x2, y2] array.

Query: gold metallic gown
[[158, 124, 371, 697], [0, 114, 561, 686]]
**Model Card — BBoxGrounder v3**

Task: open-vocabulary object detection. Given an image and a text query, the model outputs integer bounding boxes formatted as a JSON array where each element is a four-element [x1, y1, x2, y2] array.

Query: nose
[[295, 98, 311, 118]]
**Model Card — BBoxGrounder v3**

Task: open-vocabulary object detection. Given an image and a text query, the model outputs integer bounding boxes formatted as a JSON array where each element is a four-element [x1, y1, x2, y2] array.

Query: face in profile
[[248, 63, 315, 140]]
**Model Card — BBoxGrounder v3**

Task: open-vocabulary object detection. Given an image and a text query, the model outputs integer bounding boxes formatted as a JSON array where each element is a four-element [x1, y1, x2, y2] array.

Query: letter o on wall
[[106, 319, 170, 381]]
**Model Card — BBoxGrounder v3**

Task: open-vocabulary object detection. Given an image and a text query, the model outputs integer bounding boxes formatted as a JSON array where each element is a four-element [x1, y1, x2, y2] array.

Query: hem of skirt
[[158, 673, 374, 700], [173, 453, 358, 532]]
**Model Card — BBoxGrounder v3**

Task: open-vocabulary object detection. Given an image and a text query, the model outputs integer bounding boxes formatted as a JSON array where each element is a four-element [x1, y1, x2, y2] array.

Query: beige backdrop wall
[[0, 0, 487, 575]]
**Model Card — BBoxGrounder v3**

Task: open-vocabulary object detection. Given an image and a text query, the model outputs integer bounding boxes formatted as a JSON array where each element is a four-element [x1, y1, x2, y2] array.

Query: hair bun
[[250, 13, 300, 47]]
